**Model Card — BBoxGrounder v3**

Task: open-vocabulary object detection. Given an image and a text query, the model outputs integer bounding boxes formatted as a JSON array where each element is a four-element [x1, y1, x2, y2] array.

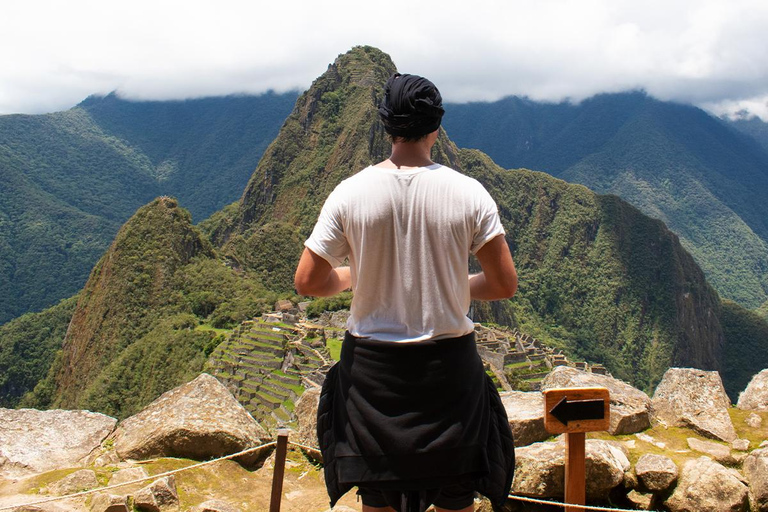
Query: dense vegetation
[[0, 296, 77, 407], [226, 47, 727, 393], [727, 114, 768, 154], [6, 46, 767, 419], [0, 92, 295, 323], [720, 299, 768, 400], [22, 198, 283, 418], [444, 94, 768, 309]]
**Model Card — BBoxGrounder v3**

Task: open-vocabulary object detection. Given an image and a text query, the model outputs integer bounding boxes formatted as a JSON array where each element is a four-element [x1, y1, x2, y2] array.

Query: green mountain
[[727, 114, 768, 154], [19, 198, 280, 418], [8, 46, 768, 416], [0, 92, 296, 324], [443, 94, 768, 309], [209, 46, 731, 393], [0, 296, 77, 407]]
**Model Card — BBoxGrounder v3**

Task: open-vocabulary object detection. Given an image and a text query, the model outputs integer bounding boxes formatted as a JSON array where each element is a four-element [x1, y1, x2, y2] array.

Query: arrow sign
[[543, 387, 610, 434], [550, 396, 605, 426]]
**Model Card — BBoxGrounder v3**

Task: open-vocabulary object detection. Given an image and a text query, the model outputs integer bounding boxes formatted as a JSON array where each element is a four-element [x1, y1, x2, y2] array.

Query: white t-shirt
[[305, 163, 505, 342]]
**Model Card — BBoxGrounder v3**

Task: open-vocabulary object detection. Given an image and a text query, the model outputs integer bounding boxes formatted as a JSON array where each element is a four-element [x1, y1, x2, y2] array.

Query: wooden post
[[269, 429, 290, 512], [543, 388, 610, 512], [565, 432, 586, 512]]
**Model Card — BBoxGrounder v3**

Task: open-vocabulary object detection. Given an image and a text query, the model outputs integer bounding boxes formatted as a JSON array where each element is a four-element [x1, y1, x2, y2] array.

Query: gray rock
[[0, 408, 116, 478], [746, 413, 763, 428], [90, 493, 130, 512], [49, 469, 99, 496], [499, 391, 550, 447], [738, 369, 768, 411], [743, 447, 768, 511], [511, 439, 628, 500], [108, 467, 149, 486], [110, 374, 266, 464], [687, 437, 737, 465], [627, 490, 655, 510], [541, 366, 651, 434], [293, 387, 321, 448], [133, 476, 178, 511], [191, 500, 241, 512], [651, 367, 737, 442], [732, 439, 751, 452], [635, 453, 678, 491], [664, 456, 748, 512]]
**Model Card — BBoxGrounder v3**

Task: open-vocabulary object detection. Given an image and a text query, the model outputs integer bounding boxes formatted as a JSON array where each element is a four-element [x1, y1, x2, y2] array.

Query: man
[[295, 73, 517, 512]]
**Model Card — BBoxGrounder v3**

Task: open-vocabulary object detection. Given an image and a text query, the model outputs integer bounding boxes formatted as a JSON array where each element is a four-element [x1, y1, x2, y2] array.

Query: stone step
[[232, 339, 285, 356]]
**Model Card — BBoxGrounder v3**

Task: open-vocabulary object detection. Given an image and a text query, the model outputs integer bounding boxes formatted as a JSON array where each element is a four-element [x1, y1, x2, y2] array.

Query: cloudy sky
[[2, 0, 768, 119]]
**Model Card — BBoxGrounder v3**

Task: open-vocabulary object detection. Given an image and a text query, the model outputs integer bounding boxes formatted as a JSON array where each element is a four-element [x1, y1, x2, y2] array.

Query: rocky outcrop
[[743, 447, 768, 511], [191, 500, 241, 512], [746, 413, 763, 428], [293, 387, 321, 448], [541, 366, 651, 434], [738, 369, 768, 411], [511, 439, 628, 500], [108, 467, 149, 486], [499, 391, 550, 447], [687, 437, 738, 465], [664, 456, 748, 512], [133, 476, 179, 512], [91, 493, 130, 512], [49, 469, 99, 496], [0, 408, 116, 478], [110, 374, 266, 463], [635, 453, 678, 492], [651, 368, 737, 442]]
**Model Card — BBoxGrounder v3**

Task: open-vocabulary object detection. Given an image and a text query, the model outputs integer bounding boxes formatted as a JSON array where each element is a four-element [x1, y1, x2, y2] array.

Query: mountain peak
[[220, 46, 457, 241], [49, 197, 214, 408]]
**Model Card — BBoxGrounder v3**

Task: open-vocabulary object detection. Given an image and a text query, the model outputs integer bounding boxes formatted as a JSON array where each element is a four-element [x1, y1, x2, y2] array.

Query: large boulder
[[110, 374, 266, 463], [499, 391, 550, 447], [743, 447, 768, 511], [0, 408, 116, 478], [133, 476, 179, 512], [293, 387, 321, 448], [651, 368, 737, 442], [635, 453, 678, 492], [541, 366, 651, 435], [738, 369, 768, 411], [664, 456, 748, 512], [687, 437, 737, 465], [511, 439, 628, 500], [49, 468, 99, 496]]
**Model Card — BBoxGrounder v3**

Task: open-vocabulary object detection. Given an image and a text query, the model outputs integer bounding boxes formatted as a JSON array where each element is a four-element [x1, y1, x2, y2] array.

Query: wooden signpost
[[543, 387, 610, 512]]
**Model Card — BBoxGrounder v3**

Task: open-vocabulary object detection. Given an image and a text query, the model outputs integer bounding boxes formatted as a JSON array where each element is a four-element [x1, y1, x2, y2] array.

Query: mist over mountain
[[443, 93, 768, 309], [0, 91, 296, 324]]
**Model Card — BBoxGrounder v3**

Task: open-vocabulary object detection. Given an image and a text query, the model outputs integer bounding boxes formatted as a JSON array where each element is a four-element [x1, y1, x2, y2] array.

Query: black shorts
[[357, 483, 475, 510]]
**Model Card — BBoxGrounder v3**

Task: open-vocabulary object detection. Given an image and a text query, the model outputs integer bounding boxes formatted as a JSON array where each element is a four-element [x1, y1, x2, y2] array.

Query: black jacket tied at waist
[[317, 331, 515, 511]]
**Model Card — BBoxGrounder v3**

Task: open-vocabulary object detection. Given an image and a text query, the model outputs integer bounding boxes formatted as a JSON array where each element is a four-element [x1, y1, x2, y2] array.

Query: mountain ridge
[[443, 92, 768, 308]]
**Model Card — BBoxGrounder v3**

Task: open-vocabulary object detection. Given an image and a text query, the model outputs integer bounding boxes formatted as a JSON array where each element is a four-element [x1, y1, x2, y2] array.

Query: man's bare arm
[[294, 248, 352, 297], [469, 234, 518, 300]]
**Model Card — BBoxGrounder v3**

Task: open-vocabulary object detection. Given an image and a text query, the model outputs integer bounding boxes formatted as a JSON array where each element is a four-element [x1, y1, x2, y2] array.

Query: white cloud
[[2, 0, 768, 119]]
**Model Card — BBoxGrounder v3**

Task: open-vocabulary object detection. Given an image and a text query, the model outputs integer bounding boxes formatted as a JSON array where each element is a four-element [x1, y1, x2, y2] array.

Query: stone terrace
[[207, 319, 331, 433]]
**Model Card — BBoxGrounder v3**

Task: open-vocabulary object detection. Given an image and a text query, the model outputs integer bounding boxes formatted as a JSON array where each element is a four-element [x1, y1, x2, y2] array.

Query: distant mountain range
[[0, 92, 297, 323], [2, 46, 767, 419], [443, 94, 768, 309]]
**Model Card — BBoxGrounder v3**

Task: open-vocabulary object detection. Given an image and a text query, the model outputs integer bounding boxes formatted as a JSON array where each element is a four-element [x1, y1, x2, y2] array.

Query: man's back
[[306, 163, 504, 341]]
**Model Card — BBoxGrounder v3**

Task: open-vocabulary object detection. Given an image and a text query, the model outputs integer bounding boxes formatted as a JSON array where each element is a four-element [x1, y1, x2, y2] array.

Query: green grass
[[195, 324, 231, 335], [326, 338, 342, 361]]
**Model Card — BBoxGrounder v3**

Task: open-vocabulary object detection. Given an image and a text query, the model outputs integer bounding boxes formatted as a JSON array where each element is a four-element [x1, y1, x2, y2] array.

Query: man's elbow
[[498, 275, 518, 299], [294, 273, 316, 297]]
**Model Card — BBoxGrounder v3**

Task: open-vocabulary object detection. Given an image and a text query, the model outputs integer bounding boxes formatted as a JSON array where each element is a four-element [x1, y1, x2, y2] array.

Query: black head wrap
[[378, 73, 445, 138]]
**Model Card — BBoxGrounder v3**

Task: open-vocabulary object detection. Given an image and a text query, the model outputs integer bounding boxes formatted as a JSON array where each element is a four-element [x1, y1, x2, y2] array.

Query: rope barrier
[[0, 441, 277, 511], [505, 494, 660, 512], [2, 438, 657, 512]]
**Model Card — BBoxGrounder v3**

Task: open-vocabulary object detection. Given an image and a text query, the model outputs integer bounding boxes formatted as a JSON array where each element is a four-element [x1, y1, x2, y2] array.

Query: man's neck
[[376, 133, 437, 170]]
